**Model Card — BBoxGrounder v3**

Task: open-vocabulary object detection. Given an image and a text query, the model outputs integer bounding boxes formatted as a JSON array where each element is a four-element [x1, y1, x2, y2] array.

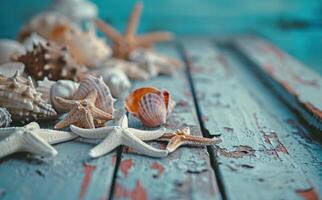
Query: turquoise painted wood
[[111, 43, 220, 200], [181, 38, 322, 200]]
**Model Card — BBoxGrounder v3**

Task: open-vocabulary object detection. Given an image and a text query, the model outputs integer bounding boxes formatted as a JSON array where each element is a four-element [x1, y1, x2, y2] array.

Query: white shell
[[0, 39, 26, 64], [73, 75, 114, 114], [36, 77, 55, 103], [50, 80, 79, 113], [23, 32, 47, 51], [137, 93, 167, 127], [0, 107, 12, 128], [0, 62, 25, 77], [98, 67, 131, 99]]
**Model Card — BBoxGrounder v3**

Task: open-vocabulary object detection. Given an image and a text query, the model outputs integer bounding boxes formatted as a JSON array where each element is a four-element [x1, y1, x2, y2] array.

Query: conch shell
[[22, 32, 47, 51], [0, 107, 12, 128], [73, 75, 115, 115], [14, 42, 86, 81], [125, 87, 175, 127], [0, 39, 26, 64], [0, 62, 25, 77], [0, 72, 57, 122]]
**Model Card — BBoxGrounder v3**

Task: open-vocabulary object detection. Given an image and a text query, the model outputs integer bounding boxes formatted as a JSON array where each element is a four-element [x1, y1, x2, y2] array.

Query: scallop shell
[[73, 75, 114, 114], [14, 42, 86, 81], [137, 93, 167, 127], [0, 107, 12, 128], [50, 79, 79, 113], [125, 87, 175, 127], [22, 32, 47, 51], [0, 62, 25, 77], [0, 72, 57, 122], [95, 67, 131, 98], [0, 39, 26, 64]]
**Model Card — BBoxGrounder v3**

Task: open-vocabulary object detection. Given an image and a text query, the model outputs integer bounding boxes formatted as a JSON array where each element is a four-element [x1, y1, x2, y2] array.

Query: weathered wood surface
[[0, 120, 116, 200], [110, 43, 221, 200], [235, 36, 322, 130], [181, 38, 322, 200]]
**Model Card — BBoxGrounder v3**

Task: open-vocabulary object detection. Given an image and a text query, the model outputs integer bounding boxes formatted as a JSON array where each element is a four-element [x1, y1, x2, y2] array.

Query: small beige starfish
[[54, 90, 113, 129], [95, 2, 173, 59], [158, 127, 222, 153]]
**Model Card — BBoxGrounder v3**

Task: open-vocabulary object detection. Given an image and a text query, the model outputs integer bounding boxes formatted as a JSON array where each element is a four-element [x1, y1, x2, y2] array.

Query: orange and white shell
[[0, 39, 26, 64], [0, 72, 57, 122], [0, 62, 25, 77], [125, 87, 175, 127], [73, 75, 115, 115]]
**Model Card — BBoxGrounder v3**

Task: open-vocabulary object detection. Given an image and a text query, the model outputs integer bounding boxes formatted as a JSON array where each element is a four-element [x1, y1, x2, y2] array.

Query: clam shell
[[23, 32, 47, 51], [0, 73, 57, 122], [0, 62, 25, 77], [0, 107, 12, 127], [0, 39, 26, 64], [137, 93, 167, 127], [73, 75, 114, 114]]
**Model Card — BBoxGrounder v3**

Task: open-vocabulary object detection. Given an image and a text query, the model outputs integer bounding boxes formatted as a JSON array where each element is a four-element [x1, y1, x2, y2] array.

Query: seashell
[[50, 79, 79, 113], [14, 42, 86, 81], [73, 75, 114, 115], [0, 62, 25, 77], [94, 67, 131, 99], [36, 77, 56, 103], [0, 72, 57, 122], [0, 39, 26, 64], [48, 0, 98, 22], [137, 93, 167, 127], [125, 87, 175, 127], [0, 107, 12, 127], [22, 32, 47, 51]]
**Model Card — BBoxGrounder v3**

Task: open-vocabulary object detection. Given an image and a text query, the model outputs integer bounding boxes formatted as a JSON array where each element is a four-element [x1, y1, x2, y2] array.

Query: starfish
[[158, 127, 222, 153], [54, 90, 113, 129], [70, 115, 168, 158], [0, 122, 76, 159], [95, 2, 173, 59]]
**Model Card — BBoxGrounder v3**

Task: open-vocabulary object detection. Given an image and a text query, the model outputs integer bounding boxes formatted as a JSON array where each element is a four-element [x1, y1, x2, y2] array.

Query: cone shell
[[14, 42, 86, 81], [0, 107, 12, 128], [73, 75, 114, 115], [0, 62, 25, 77], [0, 39, 26, 64], [0, 73, 57, 122], [125, 87, 174, 127]]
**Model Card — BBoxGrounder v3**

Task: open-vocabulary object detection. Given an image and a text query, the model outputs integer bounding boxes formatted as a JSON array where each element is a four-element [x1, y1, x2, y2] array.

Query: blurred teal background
[[0, 0, 321, 74]]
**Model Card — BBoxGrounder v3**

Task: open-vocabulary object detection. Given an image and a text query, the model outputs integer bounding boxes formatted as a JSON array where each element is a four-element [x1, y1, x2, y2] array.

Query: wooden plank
[[234, 36, 322, 130], [181, 38, 322, 200], [111, 43, 221, 200], [0, 121, 116, 200]]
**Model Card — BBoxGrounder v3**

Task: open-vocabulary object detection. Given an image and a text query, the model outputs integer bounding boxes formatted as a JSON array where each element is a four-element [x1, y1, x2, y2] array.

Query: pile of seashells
[[0, 0, 221, 160]]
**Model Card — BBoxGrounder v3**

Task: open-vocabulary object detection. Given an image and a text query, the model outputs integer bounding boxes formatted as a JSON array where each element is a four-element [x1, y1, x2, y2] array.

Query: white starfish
[[70, 115, 168, 158], [0, 122, 78, 159]]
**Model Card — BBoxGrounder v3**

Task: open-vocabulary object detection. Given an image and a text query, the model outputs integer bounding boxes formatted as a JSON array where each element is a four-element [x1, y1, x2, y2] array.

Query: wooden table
[[0, 36, 321, 200]]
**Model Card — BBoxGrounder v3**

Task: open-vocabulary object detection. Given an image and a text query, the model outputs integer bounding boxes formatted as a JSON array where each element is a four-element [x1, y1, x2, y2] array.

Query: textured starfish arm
[[124, 2, 143, 38], [0, 127, 20, 139], [166, 136, 183, 153], [89, 129, 122, 158], [85, 90, 98, 104], [183, 135, 222, 146], [0, 135, 21, 158], [55, 97, 76, 109], [128, 127, 166, 141], [54, 109, 80, 129], [70, 125, 116, 139], [34, 129, 78, 144], [136, 32, 173, 47], [91, 107, 113, 121], [122, 129, 168, 157], [81, 110, 95, 129], [95, 18, 123, 43], [117, 115, 128, 128], [25, 122, 41, 129]]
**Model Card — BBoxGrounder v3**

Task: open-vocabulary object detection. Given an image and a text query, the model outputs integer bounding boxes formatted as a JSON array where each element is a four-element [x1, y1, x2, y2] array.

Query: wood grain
[[111, 43, 221, 200], [181, 38, 322, 200], [234, 36, 322, 130]]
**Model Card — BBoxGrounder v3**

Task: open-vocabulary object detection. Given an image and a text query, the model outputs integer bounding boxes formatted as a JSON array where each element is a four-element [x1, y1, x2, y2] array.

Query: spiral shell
[[0, 62, 25, 77], [125, 87, 175, 127], [73, 75, 114, 114], [36, 77, 55, 102], [22, 32, 47, 51], [0, 107, 12, 128], [0, 39, 26, 64]]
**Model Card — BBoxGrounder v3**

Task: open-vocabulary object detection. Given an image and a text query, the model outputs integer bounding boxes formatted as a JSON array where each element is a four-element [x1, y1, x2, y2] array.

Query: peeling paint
[[296, 188, 319, 200], [79, 163, 96, 200], [218, 145, 255, 158], [151, 162, 165, 177], [114, 181, 147, 200], [120, 159, 133, 178]]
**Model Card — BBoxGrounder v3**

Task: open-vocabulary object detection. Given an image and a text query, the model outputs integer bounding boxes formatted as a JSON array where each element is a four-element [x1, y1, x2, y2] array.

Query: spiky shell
[[0, 39, 26, 64], [0, 73, 57, 122], [0, 107, 12, 127], [137, 93, 167, 127], [0, 62, 25, 77], [73, 75, 114, 115], [14, 42, 86, 81], [50, 80, 79, 113], [22, 32, 47, 51]]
